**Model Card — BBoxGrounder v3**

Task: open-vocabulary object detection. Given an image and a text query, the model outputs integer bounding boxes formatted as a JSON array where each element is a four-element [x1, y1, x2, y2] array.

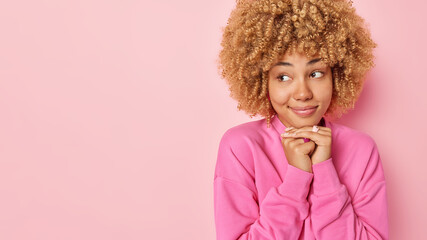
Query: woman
[[214, 0, 388, 239]]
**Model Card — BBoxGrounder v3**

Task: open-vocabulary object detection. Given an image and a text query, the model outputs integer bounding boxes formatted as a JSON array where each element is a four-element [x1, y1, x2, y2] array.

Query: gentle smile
[[289, 106, 318, 117]]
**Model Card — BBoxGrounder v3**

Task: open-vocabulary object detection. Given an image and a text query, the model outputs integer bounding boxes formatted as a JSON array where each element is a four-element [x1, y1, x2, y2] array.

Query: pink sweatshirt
[[214, 114, 388, 239]]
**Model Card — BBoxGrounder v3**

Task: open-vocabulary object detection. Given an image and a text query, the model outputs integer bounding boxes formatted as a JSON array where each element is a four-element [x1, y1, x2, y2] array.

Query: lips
[[289, 105, 318, 117], [290, 106, 318, 110]]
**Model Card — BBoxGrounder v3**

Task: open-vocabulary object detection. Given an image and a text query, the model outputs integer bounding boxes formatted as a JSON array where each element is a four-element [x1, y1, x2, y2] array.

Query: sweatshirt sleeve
[[309, 140, 389, 239], [214, 130, 313, 240]]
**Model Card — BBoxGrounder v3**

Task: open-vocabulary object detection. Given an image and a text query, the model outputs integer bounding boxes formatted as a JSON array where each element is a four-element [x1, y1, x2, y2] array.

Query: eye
[[310, 71, 324, 78], [277, 74, 291, 82]]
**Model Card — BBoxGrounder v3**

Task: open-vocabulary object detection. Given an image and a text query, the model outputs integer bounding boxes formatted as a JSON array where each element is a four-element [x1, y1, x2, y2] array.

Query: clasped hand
[[280, 126, 331, 173]]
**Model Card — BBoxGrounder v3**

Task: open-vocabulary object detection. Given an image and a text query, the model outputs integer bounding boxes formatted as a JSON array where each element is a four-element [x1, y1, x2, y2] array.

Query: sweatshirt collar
[[271, 113, 331, 134]]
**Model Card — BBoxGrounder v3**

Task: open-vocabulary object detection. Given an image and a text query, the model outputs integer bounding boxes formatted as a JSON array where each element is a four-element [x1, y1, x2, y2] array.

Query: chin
[[294, 121, 316, 128], [289, 116, 323, 128]]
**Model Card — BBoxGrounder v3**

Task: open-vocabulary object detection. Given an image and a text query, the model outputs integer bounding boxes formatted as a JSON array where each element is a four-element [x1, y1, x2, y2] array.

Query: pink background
[[0, 0, 425, 239]]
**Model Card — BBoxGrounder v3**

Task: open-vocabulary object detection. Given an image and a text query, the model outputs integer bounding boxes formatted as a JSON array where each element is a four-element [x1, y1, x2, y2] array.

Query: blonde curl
[[217, 0, 377, 127]]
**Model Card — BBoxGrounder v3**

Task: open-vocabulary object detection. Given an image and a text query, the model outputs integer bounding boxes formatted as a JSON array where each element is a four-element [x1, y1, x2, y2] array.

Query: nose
[[293, 79, 313, 101]]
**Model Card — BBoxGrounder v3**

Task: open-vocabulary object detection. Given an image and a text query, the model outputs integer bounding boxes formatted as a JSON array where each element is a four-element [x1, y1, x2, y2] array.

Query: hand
[[282, 126, 332, 165], [280, 129, 316, 173]]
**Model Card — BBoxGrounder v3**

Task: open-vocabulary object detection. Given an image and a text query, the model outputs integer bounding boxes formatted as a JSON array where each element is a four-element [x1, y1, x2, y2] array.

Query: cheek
[[316, 81, 333, 103], [269, 87, 291, 104]]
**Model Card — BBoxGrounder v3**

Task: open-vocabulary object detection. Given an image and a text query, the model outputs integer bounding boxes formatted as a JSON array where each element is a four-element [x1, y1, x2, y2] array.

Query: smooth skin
[[267, 51, 333, 173]]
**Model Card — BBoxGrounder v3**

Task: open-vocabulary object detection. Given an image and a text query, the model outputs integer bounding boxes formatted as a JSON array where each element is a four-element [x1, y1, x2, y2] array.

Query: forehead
[[272, 53, 327, 69]]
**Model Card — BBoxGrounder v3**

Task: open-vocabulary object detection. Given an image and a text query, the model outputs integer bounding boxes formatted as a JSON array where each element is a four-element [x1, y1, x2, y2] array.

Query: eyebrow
[[273, 58, 322, 67]]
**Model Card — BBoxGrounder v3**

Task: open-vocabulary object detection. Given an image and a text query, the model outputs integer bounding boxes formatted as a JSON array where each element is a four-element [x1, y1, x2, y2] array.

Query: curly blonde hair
[[217, 0, 377, 127]]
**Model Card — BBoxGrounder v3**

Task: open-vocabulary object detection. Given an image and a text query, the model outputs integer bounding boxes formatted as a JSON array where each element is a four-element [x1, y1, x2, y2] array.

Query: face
[[268, 51, 333, 128]]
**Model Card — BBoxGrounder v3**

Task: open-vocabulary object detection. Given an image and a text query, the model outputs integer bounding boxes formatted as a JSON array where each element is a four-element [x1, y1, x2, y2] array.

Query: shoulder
[[327, 122, 386, 200], [215, 119, 267, 187], [219, 118, 267, 149], [217, 118, 267, 170], [328, 121, 380, 164], [328, 121, 377, 150]]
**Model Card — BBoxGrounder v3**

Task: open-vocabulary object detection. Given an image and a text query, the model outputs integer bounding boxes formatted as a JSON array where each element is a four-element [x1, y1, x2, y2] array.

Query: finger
[[281, 136, 305, 147], [282, 137, 306, 147], [282, 135, 316, 148], [291, 131, 331, 145], [281, 129, 330, 139], [293, 139, 316, 155], [285, 126, 331, 133], [296, 129, 331, 137], [282, 135, 307, 145], [286, 127, 331, 136], [285, 126, 295, 131], [281, 135, 297, 144]]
